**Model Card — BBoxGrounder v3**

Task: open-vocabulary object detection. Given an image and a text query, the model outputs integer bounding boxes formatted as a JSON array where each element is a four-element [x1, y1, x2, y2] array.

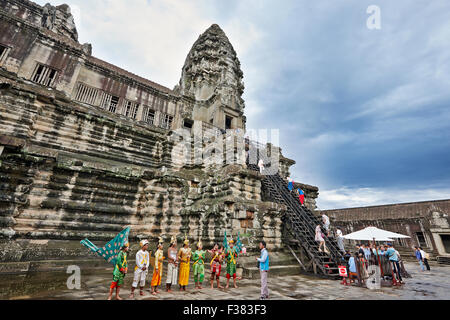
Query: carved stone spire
[[42, 3, 79, 42], [178, 24, 245, 112]]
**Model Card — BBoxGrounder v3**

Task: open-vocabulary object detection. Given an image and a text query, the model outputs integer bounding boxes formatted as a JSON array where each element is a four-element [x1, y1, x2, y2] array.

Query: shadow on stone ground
[[1, 262, 449, 300]]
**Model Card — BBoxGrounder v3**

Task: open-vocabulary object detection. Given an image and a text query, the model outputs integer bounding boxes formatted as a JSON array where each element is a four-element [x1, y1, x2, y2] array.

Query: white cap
[[140, 239, 149, 247]]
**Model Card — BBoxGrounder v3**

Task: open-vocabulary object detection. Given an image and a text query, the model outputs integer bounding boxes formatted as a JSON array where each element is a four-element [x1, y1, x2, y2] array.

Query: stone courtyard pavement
[[2, 262, 449, 300]]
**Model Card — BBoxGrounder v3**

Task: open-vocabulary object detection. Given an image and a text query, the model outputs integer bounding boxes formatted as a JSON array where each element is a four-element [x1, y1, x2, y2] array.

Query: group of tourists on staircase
[[285, 176, 336, 255], [286, 176, 306, 206]]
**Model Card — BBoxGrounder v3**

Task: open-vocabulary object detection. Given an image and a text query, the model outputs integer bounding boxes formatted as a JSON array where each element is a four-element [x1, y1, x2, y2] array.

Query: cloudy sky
[[35, 0, 450, 209]]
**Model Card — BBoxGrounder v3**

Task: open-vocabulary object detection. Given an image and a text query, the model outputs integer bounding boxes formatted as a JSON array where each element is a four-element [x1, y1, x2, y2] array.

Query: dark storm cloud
[[238, 1, 450, 208]]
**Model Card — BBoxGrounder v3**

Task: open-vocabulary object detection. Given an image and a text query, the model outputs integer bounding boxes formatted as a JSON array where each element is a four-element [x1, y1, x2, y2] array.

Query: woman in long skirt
[[315, 225, 326, 253]]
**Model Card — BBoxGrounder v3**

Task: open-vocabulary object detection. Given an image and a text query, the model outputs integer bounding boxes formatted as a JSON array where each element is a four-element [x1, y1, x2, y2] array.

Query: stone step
[[238, 252, 301, 268], [241, 265, 303, 279], [437, 256, 450, 265], [0, 259, 111, 275]]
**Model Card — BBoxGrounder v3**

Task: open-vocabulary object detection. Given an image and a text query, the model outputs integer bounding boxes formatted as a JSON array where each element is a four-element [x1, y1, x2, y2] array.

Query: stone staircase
[[239, 251, 305, 279], [436, 256, 450, 265], [247, 142, 343, 278]]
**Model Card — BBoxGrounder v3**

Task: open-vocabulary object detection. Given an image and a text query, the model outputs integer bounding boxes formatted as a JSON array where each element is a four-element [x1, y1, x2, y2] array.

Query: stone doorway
[[440, 234, 450, 254]]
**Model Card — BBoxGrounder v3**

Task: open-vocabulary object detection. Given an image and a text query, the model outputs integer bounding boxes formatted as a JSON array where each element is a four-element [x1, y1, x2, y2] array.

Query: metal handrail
[[248, 142, 344, 274]]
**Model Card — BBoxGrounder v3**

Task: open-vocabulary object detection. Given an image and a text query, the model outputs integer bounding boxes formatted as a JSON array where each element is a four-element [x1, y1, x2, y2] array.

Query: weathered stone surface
[[177, 24, 245, 129], [41, 3, 78, 41], [0, 75, 295, 264], [179, 24, 244, 101], [0, 0, 320, 274], [0, 0, 78, 41]]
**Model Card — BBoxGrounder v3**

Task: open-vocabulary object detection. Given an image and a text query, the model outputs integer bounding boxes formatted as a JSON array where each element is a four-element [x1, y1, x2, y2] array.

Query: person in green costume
[[192, 239, 206, 289], [225, 239, 239, 289], [107, 242, 129, 300]]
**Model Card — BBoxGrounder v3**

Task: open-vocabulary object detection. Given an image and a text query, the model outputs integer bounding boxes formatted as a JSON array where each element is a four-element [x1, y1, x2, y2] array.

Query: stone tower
[[176, 24, 246, 131]]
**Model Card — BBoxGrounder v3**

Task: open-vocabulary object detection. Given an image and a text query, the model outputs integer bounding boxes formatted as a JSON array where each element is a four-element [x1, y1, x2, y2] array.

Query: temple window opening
[[143, 107, 156, 125], [123, 100, 139, 119], [0, 44, 10, 66], [416, 232, 427, 247], [100, 93, 120, 113], [161, 114, 173, 129], [225, 115, 233, 130], [74, 82, 100, 106], [31, 63, 58, 87], [440, 235, 450, 254], [183, 119, 193, 129]]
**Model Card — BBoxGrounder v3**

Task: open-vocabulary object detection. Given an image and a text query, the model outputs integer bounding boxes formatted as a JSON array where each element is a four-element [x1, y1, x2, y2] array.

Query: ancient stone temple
[[0, 0, 320, 274]]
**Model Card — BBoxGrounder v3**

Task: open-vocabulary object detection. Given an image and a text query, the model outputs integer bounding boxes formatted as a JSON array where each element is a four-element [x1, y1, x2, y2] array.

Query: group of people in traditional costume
[[105, 234, 243, 300]]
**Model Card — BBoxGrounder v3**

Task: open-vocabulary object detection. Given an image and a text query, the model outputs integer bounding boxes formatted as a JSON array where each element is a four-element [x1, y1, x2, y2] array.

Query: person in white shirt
[[258, 159, 265, 174], [419, 247, 431, 271], [322, 214, 330, 236], [130, 239, 150, 298], [166, 236, 179, 292], [336, 227, 345, 253], [315, 225, 328, 253], [287, 177, 294, 192]]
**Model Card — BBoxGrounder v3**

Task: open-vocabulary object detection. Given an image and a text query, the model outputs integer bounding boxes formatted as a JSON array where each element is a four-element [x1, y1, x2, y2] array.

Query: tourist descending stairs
[[246, 142, 343, 278]]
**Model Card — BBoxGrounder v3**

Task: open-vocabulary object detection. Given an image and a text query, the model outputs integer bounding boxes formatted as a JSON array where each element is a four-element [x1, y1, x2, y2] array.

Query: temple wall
[[0, 3, 183, 131], [0, 80, 289, 264], [0, 83, 167, 246], [0, 0, 46, 30], [0, 84, 166, 168]]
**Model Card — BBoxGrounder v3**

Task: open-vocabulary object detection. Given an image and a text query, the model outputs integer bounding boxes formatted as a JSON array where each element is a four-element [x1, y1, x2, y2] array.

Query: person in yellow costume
[[178, 235, 192, 291], [151, 237, 165, 295]]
